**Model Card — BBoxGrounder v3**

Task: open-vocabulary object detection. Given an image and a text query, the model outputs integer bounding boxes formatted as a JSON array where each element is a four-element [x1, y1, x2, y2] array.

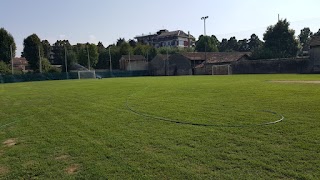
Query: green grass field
[[0, 74, 319, 179]]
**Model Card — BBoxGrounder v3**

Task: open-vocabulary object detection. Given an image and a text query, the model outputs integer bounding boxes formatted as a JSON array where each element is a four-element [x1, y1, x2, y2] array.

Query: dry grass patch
[[55, 155, 70, 161], [2, 139, 17, 147], [0, 166, 9, 176], [65, 164, 80, 175]]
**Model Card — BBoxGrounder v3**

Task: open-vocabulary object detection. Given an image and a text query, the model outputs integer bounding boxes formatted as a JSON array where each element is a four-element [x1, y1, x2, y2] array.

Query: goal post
[[78, 70, 96, 79], [212, 64, 232, 75]]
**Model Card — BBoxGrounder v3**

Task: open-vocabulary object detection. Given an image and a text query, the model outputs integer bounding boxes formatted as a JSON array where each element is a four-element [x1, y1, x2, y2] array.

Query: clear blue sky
[[1, 0, 320, 57]]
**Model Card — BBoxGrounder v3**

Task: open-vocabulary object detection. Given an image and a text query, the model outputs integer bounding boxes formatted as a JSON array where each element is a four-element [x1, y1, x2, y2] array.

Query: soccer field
[[0, 74, 319, 179]]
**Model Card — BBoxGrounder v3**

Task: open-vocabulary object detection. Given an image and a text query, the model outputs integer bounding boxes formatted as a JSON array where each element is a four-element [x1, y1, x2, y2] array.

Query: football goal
[[78, 70, 96, 79], [212, 64, 232, 75]]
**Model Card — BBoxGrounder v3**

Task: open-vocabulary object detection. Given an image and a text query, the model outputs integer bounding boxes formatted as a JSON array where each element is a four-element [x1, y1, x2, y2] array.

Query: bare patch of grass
[[65, 164, 80, 175], [55, 155, 70, 161], [2, 139, 17, 147], [0, 166, 9, 176]]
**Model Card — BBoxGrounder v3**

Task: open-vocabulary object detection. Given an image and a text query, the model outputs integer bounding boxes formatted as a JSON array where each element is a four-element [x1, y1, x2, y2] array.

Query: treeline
[[1, 19, 320, 74], [195, 19, 320, 59]]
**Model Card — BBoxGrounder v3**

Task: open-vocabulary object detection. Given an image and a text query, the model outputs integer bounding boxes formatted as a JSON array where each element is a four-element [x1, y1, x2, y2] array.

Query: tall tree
[[97, 41, 105, 53], [23, 34, 43, 71], [0, 28, 16, 63], [248, 34, 263, 51], [195, 35, 219, 52], [238, 39, 250, 52], [129, 39, 137, 48], [219, 38, 228, 52], [41, 40, 51, 60], [226, 37, 239, 52], [77, 43, 99, 69], [107, 45, 121, 69], [51, 40, 71, 65], [116, 38, 126, 46], [119, 42, 133, 55], [299, 28, 312, 45], [263, 19, 299, 58]]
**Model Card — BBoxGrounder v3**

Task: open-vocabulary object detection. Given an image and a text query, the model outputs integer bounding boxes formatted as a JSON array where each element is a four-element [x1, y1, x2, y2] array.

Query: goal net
[[212, 64, 232, 75], [78, 70, 96, 79]]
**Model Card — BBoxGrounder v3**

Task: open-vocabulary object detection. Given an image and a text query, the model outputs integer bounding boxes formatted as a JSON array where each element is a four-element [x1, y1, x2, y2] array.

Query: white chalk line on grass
[[125, 85, 285, 128]]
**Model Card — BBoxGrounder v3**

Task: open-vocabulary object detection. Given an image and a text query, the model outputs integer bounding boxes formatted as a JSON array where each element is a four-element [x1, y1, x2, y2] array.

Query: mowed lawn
[[0, 74, 319, 179]]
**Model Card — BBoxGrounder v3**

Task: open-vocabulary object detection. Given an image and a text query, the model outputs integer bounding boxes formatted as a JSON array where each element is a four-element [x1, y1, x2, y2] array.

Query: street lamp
[[201, 16, 209, 36]]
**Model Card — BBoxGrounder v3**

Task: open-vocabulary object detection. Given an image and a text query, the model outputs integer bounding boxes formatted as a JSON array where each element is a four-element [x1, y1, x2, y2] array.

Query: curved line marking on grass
[[125, 86, 285, 128]]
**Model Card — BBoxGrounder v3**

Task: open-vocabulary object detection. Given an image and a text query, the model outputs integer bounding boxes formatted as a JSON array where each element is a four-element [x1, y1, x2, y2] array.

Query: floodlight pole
[[10, 44, 13, 75], [129, 52, 131, 71], [201, 16, 209, 36]]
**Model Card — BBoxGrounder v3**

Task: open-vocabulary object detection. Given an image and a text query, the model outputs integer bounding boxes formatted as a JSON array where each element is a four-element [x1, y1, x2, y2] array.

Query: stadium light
[[201, 16, 209, 36]]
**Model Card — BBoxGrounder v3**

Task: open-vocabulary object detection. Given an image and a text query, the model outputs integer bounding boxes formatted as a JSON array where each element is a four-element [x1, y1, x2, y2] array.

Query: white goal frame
[[78, 70, 96, 79], [212, 64, 232, 75]]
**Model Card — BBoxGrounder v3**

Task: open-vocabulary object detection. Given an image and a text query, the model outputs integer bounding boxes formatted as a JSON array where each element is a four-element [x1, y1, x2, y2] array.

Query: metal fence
[[0, 70, 149, 84]]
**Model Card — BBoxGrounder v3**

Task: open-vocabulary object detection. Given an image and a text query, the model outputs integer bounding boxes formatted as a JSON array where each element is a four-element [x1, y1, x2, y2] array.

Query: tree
[[195, 35, 219, 52], [0, 28, 16, 63], [119, 42, 133, 55], [238, 39, 250, 52], [129, 39, 137, 48], [226, 37, 239, 51], [314, 29, 320, 36], [248, 34, 263, 51], [51, 40, 71, 65], [107, 45, 121, 69], [0, 61, 10, 74], [116, 38, 126, 46], [41, 40, 51, 60], [219, 39, 228, 52], [299, 28, 312, 45], [97, 41, 105, 53], [77, 43, 99, 69], [263, 19, 299, 58], [23, 34, 43, 71]]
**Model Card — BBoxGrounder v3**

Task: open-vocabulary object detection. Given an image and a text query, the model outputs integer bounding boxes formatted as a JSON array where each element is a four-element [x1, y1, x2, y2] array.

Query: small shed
[[119, 55, 148, 71]]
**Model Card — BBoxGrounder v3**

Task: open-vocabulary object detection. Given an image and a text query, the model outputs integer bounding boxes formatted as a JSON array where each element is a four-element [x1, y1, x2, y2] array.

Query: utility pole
[[10, 44, 13, 75], [278, 14, 280, 22], [38, 45, 42, 73], [201, 16, 209, 36], [109, 47, 112, 73], [87, 44, 90, 71], [129, 52, 131, 71], [166, 48, 169, 76], [64, 46, 69, 79]]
